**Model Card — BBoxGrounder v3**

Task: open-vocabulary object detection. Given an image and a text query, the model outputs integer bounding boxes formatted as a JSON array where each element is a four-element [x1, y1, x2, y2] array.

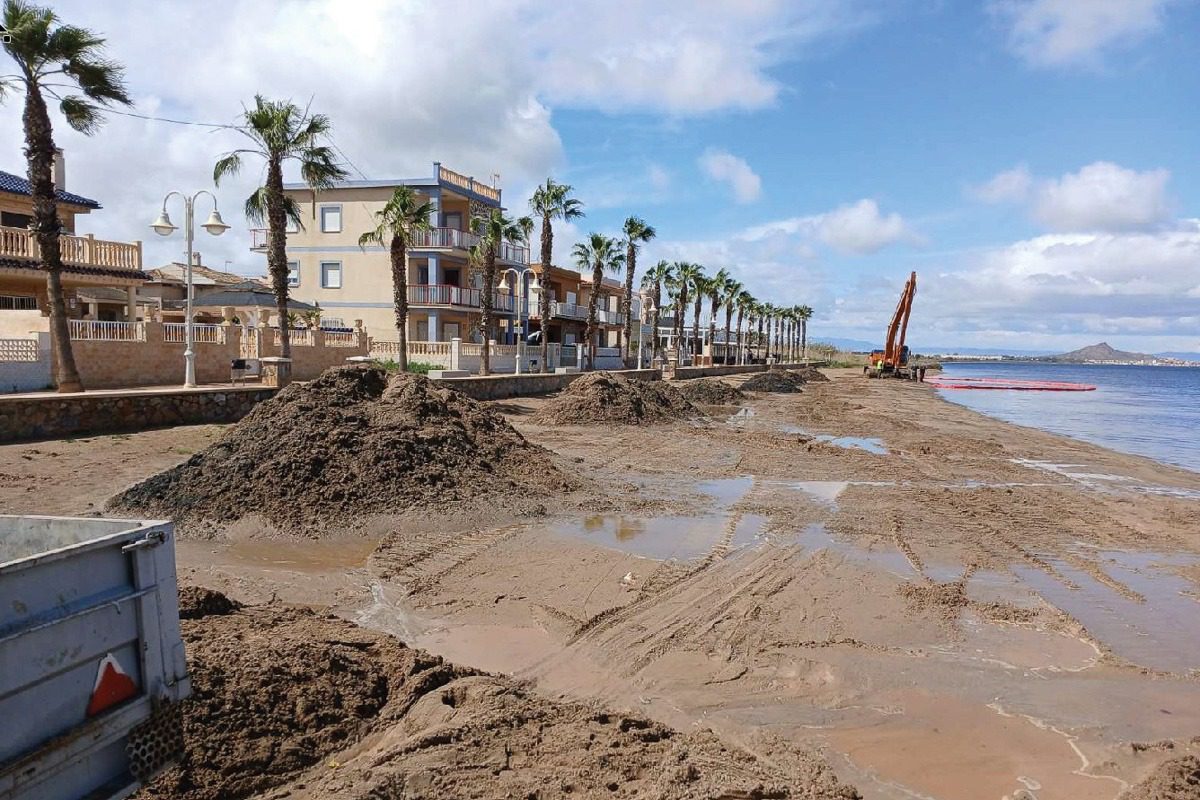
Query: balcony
[[408, 284, 515, 313], [410, 226, 481, 251], [437, 164, 501, 203], [499, 240, 529, 265], [0, 225, 142, 272], [548, 301, 625, 325]]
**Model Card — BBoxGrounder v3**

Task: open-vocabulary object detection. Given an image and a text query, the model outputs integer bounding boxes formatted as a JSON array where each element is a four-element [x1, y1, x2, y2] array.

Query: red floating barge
[[928, 376, 1096, 392]]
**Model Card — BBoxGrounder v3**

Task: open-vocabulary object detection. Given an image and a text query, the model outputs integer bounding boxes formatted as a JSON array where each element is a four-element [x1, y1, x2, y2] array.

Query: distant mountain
[[813, 336, 877, 352], [914, 345, 1056, 357], [1044, 342, 1155, 363]]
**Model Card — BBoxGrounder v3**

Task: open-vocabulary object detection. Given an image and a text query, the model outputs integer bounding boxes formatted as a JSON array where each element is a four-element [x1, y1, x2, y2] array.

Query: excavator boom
[[870, 271, 917, 377]]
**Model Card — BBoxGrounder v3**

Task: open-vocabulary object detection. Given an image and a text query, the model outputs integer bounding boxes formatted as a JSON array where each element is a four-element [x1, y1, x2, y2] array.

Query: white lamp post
[[151, 191, 229, 387], [497, 267, 539, 374]]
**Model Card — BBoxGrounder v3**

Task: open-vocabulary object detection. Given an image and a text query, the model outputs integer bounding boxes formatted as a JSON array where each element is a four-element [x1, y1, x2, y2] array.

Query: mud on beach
[[5, 367, 1200, 799]]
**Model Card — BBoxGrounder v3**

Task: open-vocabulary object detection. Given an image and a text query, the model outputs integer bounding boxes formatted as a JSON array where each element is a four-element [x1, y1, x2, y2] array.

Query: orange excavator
[[867, 271, 917, 379]]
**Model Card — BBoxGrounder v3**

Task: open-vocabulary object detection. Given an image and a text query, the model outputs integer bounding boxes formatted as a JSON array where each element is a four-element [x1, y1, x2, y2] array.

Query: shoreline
[[2, 367, 1199, 800]]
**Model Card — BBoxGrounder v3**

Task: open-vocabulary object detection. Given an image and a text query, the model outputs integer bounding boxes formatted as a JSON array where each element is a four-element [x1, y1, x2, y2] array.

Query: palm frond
[[213, 152, 243, 186], [58, 94, 101, 133]]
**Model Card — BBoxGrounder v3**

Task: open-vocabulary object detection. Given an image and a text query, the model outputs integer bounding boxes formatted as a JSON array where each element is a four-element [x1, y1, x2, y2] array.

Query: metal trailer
[[0, 516, 190, 800]]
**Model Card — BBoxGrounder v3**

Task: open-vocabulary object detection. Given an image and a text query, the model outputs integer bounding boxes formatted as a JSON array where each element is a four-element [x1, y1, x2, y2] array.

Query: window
[[443, 211, 462, 230], [1, 211, 33, 229], [443, 268, 460, 287], [418, 265, 429, 285], [320, 261, 342, 289], [319, 205, 342, 233], [287, 261, 300, 288], [285, 216, 299, 234]]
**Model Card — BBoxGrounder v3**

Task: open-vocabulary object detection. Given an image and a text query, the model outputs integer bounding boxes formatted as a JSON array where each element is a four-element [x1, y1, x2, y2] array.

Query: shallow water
[[551, 513, 768, 561]]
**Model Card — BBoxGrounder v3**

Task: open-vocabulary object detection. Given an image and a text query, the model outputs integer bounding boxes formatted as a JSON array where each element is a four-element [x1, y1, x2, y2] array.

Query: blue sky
[[3, 0, 1199, 353]]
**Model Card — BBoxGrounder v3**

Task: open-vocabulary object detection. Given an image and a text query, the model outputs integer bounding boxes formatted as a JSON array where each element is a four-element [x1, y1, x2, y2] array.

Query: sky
[[2, 0, 1199, 354]]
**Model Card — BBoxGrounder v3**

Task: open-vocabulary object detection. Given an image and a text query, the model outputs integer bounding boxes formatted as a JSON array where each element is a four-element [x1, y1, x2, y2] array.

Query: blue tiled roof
[[0, 169, 101, 209]]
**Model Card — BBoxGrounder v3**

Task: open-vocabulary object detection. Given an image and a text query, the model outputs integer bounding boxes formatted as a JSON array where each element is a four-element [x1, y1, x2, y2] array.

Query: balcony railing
[[68, 320, 145, 341], [164, 323, 227, 344], [408, 284, 515, 312], [499, 240, 529, 264], [1, 225, 142, 271], [410, 226, 480, 251], [551, 301, 587, 320], [437, 165, 501, 203]]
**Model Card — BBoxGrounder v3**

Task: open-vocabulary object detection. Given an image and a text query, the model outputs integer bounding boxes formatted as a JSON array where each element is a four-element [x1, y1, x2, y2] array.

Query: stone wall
[[433, 368, 660, 401], [670, 361, 827, 380], [0, 386, 276, 443]]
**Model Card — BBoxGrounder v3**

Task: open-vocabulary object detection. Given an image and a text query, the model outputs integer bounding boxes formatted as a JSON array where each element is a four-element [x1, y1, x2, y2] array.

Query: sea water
[[937, 362, 1200, 474]]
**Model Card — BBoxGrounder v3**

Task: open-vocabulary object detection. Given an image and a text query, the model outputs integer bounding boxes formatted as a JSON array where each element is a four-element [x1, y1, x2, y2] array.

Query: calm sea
[[936, 362, 1200, 474]]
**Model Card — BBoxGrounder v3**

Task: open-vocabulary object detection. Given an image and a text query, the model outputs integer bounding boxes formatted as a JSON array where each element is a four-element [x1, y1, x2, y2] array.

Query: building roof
[[0, 256, 146, 281], [75, 286, 132, 303], [0, 170, 101, 209], [146, 263, 248, 287], [192, 285, 316, 310]]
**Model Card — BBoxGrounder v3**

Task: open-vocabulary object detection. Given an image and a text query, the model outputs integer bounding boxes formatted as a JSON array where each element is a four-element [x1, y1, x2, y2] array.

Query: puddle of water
[[793, 523, 917, 576], [554, 513, 768, 562], [727, 407, 755, 426], [828, 691, 1122, 800], [1015, 549, 1200, 674], [793, 481, 851, 505], [814, 435, 889, 455], [227, 536, 379, 571], [1013, 459, 1200, 500], [696, 476, 756, 508]]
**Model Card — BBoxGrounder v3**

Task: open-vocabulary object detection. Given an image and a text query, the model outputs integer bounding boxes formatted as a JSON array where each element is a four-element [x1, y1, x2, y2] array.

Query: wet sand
[[4, 368, 1200, 798]]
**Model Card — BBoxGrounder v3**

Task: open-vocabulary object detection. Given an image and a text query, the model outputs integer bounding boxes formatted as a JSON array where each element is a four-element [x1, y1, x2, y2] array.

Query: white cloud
[[990, 0, 1176, 68], [970, 164, 1032, 203], [814, 199, 914, 254], [0, 0, 872, 272], [698, 149, 762, 204], [972, 162, 1172, 233], [1034, 162, 1171, 232]]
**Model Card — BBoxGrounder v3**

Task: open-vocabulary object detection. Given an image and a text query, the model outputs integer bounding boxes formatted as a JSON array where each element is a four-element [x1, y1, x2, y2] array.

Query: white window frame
[[320, 260, 342, 289], [443, 211, 463, 230], [319, 204, 343, 233], [287, 260, 300, 288], [285, 216, 300, 234]]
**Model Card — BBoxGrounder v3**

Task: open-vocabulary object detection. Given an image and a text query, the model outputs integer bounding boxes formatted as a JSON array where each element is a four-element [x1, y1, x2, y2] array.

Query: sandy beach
[[3, 368, 1199, 799]]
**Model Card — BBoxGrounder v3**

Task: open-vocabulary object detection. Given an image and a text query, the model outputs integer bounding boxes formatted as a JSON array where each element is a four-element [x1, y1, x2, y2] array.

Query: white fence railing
[[163, 323, 226, 344], [67, 320, 145, 341], [323, 331, 358, 347], [408, 341, 452, 357], [0, 338, 39, 362], [273, 328, 314, 347], [490, 343, 518, 356]]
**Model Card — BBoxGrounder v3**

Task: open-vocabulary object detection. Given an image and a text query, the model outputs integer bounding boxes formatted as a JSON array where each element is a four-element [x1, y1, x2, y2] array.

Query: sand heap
[[137, 588, 858, 800], [675, 378, 747, 405], [742, 370, 807, 393], [1122, 756, 1200, 800], [791, 366, 830, 383], [110, 367, 578, 536], [533, 372, 702, 426]]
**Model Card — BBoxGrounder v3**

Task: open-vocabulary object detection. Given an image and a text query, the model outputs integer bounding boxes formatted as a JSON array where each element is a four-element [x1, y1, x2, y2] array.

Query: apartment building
[[0, 160, 145, 336], [256, 162, 527, 343], [526, 264, 628, 349]]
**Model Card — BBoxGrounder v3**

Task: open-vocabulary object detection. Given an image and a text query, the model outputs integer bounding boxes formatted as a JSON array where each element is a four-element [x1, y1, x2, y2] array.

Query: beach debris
[[109, 367, 579, 537], [742, 370, 807, 393], [532, 372, 702, 426]]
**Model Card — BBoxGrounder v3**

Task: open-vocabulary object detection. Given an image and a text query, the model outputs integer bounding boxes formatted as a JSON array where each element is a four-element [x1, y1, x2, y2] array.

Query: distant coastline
[[931, 341, 1200, 368]]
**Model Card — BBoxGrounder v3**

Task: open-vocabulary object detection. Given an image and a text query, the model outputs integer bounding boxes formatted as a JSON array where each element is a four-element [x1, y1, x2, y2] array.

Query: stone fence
[[372, 339, 628, 375], [432, 368, 660, 401], [670, 361, 828, 380], [0, 385, 276, 443]]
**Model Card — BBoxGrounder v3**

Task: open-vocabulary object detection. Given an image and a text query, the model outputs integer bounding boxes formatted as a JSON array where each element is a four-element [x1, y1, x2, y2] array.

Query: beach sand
[[3, 368, 1199, 799]]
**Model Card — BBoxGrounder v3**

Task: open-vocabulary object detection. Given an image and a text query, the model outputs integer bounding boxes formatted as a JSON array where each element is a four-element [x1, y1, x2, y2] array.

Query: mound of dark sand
[[137, 589, 858, 800], [178, 586, 241, 619], [533, 372, 702, 426], [1121, 756, 1200, 800], [792, 366, 830, 383], [742, 370, 807, 393], [109, 367, 578, 536], [675, 378, 747, 405]]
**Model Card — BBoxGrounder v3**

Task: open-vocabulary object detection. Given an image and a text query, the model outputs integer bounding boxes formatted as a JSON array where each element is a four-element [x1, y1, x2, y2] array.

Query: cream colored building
[[255, 162, 527, 343]]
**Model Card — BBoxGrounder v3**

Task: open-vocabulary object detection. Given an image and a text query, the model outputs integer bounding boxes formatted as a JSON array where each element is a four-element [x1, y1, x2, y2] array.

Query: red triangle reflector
[[86, 653, 138, 717]]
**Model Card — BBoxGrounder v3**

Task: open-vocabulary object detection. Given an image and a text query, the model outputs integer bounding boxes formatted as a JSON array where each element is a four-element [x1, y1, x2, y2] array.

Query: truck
[[0, 516, 190, 800]]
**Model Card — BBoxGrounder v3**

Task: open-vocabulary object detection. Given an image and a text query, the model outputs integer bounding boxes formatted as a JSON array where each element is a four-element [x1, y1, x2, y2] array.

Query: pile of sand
[[533, 372, 702, 426], [675, 378, 747, 405], [138, 588, 858, 800], [792, 366, 829, 383], [109, 367, 578, 537], [1121, 756, 1200, 799], [742, 370, 807, 393]]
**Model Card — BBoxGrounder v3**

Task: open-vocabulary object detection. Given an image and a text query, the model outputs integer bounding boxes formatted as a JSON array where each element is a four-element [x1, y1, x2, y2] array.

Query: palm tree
[[721, 277, 743, 365], [473, 209, 530, 375], [640, 260, 672, 366], [357, 186, 431, 371], [2, 1, 131, 392], [529, 179, 584, 371], [689, 268, 708, 360], [215, 96, 347, 359], [620, 216, 655, 362], [572, 233, 624, 371], [670, 262, 701, 362], [704, 267, 730, 365], [797, 304, 814, 361], [756, 302, 769, 362], [735, 290, 753, 365]]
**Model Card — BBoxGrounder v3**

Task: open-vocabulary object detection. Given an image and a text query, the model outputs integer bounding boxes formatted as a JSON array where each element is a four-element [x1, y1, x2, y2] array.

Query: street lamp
[[497, 267, 539, 374], [151, 191, 229, 387]]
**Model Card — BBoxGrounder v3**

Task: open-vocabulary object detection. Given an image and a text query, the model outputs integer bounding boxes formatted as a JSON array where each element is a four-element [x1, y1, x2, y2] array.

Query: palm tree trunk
[[585, 260, 602, 370], [539, 214, 552, 372], [264, 156, 291, 360], [675, 290, 686, 361], [802, 320, 808, 361], [758, 317, 765, 362], [480, 248, 496, 375], [723, 306, 733, 366], [735, 308, 744, 365], [651, 283, 662, 364], [622, 244, 636, 361], [707, 297, 717, 365], [24, 85, 82, 392], [390, 236, 408, 371], [691, 296, 701, 359]]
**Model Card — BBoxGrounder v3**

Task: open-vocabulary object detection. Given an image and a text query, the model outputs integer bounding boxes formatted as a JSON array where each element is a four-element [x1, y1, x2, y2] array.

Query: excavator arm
[[870, 271, 917, 376]]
